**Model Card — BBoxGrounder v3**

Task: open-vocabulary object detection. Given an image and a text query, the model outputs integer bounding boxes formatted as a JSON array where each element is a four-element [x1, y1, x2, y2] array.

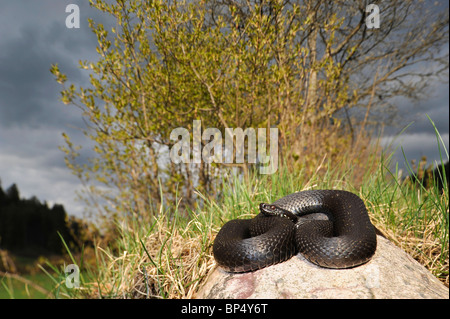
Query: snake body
[[213, 190, 377, 272]]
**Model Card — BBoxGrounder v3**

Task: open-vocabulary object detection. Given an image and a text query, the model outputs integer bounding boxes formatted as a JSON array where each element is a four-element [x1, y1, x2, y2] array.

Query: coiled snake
[[213, 190, 377, 272]]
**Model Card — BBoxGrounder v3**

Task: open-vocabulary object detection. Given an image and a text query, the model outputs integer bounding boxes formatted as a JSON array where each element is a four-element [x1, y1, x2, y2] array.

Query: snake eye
[[270, 205, 276, 210]]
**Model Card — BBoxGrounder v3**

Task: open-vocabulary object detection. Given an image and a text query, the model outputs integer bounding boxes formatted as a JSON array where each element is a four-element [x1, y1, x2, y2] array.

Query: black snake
[[213, 190, 377, 272]]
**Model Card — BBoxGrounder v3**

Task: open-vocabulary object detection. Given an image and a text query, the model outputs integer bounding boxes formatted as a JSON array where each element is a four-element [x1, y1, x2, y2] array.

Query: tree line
[[0, 181, 91, 256]]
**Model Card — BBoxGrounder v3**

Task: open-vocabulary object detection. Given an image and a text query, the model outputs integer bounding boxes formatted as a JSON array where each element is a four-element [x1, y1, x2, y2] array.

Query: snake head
[[259, 203, 298, 223]]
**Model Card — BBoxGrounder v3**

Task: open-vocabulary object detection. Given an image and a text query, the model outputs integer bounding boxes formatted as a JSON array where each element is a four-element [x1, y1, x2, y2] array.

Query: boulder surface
[[196, 236, 448, 299]]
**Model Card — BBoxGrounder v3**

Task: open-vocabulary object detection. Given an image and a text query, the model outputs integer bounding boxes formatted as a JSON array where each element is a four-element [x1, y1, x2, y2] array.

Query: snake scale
[[213, 190, 377, 272]]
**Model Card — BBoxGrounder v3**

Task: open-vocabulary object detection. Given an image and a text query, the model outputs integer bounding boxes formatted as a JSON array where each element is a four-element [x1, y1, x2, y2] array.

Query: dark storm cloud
[[380, 80, 449, 171], [0, 1, 107, 129], [409, 84, 449, 136], [0, 27, 71, 128], [0, 1, 114, 216], [385, 80, 449, 137]]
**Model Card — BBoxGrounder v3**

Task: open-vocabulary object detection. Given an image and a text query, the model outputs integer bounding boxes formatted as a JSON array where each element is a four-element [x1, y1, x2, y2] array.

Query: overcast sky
[[0, 1, 448, 218]]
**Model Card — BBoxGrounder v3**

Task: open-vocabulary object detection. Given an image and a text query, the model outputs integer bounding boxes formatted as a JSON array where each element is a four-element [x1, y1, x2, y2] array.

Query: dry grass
[[83, 204, 219, 299], [130, 217, 216, 299]]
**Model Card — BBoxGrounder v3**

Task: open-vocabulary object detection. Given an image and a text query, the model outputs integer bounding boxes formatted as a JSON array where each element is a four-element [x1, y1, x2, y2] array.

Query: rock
[[196, 236, 448, 299]]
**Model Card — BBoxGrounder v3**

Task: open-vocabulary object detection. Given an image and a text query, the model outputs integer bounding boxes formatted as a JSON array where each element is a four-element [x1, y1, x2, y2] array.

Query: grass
[[0, 256, 96, 299], [0, 272, 55, 299]]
